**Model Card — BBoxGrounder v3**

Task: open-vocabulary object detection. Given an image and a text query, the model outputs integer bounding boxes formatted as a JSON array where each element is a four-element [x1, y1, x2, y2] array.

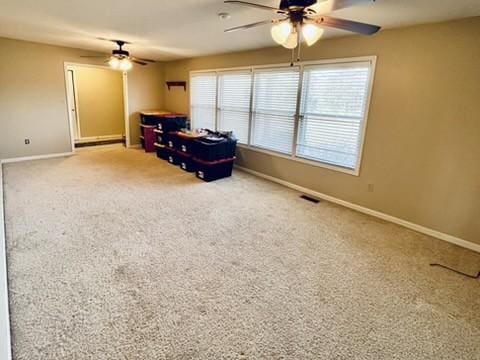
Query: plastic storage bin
[[165, 147, 180, 165], [140, 111, 172, 126], [154, 129, 166, 145], [140, 125, 157, 153], [176, 131, 206, 154], [165, 132, 179, 149], [157, 115, 188, 132], [193, 157, 235, 182], [155, 143, 168, 160], [193, 136, 237, 162], [156, 132, 178, 148], [177, 151, 196, 172]]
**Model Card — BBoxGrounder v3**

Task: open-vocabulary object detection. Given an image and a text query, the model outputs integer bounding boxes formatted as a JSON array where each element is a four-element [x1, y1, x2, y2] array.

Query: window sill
[[236, 144, 360, 176]]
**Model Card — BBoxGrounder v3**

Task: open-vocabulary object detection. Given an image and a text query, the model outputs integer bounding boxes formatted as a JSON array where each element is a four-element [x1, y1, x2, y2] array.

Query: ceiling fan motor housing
[[279, 0, 316, 10], [112, 49, 130, 58]]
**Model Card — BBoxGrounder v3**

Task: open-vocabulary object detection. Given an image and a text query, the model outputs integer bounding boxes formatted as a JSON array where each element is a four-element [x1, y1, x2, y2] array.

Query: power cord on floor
[[430, 263, 480, 279]]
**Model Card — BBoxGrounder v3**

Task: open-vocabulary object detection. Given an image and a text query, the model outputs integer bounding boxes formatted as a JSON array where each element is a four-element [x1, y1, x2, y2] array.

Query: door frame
[[63, 62, 130, 152], [65, 68, 82, 141]]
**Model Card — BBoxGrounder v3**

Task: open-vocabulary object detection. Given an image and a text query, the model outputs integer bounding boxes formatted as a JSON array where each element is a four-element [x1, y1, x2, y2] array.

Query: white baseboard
[[0, 152, 74, 165], [0, 166, 12, 360], [75, 134, 124, 144], [236, 166, 480, 254]]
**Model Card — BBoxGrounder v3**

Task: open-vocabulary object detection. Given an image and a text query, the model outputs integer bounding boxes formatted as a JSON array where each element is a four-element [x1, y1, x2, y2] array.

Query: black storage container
[[156, 132, 178, 148], [176, 133, 201, 154], [193, 136, 237, 162], [177, 152, 196, 172], [166, 132, 179, 149], [155, 143, 168, 160], [193, 157, 235, 182], [165, 147, 180, 165], [157, 115, 188, 132], [155, 129, 166, 145], [141, 114, 161, 126]]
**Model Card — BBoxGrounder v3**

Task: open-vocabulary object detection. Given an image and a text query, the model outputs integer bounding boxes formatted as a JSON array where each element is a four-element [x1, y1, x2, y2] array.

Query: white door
[[66, 69, 80, 140]]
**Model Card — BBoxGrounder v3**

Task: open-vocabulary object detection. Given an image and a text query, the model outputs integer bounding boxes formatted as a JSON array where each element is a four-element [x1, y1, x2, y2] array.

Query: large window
[[217, 71, 252, 144], [298, 62, 372, 169], [189, 57, 375, 175], [190, 72, 216, 129], [252, 67, 299, 154]]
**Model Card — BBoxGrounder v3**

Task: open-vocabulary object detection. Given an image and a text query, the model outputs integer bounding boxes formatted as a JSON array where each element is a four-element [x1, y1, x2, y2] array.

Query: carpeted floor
[[3, 146, 480, 359]]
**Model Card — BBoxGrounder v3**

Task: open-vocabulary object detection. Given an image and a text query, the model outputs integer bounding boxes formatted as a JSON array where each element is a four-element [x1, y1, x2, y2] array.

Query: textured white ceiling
[[0, 0, 479, 60]]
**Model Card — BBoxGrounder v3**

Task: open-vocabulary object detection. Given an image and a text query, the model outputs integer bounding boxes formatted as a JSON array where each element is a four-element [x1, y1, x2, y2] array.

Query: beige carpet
[[3, 146, 480, 359]]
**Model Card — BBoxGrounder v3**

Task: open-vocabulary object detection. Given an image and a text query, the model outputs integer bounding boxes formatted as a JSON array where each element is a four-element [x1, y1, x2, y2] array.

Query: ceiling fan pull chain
[[290, 47, 295, 66], [297, 27, 302, 62]]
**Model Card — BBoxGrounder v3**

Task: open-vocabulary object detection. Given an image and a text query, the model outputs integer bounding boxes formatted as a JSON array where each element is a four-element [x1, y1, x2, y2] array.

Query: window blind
[[190, 72, 217, 130], [251, 67, 300, 154], [298, 61, 371, 169], [217, 71, 252, 144]]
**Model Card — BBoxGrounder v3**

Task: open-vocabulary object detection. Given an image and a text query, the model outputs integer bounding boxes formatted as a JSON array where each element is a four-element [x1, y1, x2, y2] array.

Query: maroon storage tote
[[193, 157, 235, 182], [140, 124, 156, 153]]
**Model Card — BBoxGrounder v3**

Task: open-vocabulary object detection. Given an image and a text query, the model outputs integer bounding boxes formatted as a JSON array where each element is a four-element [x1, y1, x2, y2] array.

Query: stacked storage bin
[[174, 130, 209, 172], [192, 133, 237, 182], [153, 115, 188, 163], [153, 121, 237, 182], [140, 111, 173, 153]]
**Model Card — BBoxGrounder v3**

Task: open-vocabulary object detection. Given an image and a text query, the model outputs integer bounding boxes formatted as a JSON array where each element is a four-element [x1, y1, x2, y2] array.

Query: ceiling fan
[[81, 39, 155, 71], [224, 0, 381, 59]]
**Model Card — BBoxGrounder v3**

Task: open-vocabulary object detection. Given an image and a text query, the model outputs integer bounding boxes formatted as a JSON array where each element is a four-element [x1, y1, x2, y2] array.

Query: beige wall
[[0, 37, 164, 158], [161, 17, 480, 245], [127, 62, 164, 145], [73, 66, 125, 138]]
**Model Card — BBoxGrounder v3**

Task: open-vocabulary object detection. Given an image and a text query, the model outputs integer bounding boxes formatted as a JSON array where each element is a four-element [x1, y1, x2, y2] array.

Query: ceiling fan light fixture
[[108, 56, 120, 69], [282, 29, 298, 49], [271, 21, 293, 45], [302, 23, 324, 46], [118, 58, 133, 71]]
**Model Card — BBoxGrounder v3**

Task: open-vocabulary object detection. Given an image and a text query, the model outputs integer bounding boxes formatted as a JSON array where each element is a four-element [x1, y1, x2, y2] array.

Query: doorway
[[64, 63, 130, 150]]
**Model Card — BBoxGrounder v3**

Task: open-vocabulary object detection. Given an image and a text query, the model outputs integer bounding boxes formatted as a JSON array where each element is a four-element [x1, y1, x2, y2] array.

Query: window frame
[[189, 55, 377, 176]]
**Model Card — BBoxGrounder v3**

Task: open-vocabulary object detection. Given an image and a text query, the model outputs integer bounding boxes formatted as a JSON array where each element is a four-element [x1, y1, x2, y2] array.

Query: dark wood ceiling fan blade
[[314, 0, 376, 14], [224, 0, 285, 12], [131, 56, 156, 63], [132, 59, 148, 66], [224, 19, 273, 33], [97, 37, 132, 45], [314, 15, 381, 35]]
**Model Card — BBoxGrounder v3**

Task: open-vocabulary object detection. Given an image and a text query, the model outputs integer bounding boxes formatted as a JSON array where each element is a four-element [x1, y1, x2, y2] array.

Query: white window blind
[[190, 72, 217, 129], [298, 61, 372, 169], [217, 71, 252, 144], [251, 67, 300, 154]]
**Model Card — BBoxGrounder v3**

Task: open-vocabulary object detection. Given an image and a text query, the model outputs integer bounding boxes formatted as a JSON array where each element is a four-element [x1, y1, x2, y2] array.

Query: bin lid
[[204, 135, 225, 142], [177, 130, 208, 139], [140, 110, 172, 116]]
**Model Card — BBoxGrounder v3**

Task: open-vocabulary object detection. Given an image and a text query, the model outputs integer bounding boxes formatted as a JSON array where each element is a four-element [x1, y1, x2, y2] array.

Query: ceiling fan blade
[[313, 0, 376, 14], [132, 59, 148, 66], [313, 15, 381, 35], [97, 37, 132, 45], [224, 0, 285, 13], [224, 19, 274, 33], [131, 56, 156, 63], [80, 55, 109, 58]]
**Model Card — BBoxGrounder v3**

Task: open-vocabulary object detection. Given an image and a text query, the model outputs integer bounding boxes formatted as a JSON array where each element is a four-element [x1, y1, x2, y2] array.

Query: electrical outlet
[[367, 183, 374, 192], [24, 139, 30, 145]]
